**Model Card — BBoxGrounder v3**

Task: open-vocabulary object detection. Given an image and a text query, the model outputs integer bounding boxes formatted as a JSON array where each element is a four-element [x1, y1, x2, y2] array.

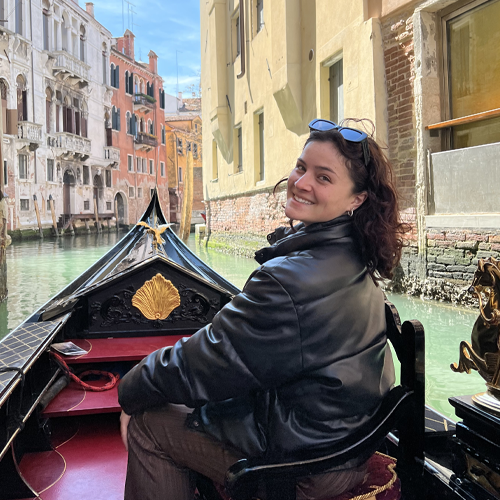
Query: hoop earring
[[347, 209, 354, 217]]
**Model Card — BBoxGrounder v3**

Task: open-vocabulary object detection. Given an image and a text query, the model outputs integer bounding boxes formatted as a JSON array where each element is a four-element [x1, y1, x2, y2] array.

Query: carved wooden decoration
[[132, 273, 181, 320]]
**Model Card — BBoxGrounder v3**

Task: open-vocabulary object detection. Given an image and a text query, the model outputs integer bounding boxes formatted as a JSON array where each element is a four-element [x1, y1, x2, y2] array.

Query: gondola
[[0, 191, 498, 500]]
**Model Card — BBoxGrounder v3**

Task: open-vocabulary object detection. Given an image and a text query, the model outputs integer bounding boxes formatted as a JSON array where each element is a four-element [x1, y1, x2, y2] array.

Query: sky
[[90, 0, 201, 97]]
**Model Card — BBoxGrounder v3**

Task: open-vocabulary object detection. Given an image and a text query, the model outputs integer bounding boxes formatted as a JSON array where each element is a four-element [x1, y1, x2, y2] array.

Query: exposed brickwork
[[382, 13, 417, 211], [206, 188, 288, 236]]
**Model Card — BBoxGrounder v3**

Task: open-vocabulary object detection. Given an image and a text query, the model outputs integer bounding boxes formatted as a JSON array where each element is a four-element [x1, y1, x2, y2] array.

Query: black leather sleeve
[[118, 269, 302, 415]]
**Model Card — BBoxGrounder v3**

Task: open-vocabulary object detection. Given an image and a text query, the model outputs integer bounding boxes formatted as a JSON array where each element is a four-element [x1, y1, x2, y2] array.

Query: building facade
[[165, 96, 203, 225], [0, 0, 116, 232], [200, 0, 500, 303], [109, 30, 168, 225]]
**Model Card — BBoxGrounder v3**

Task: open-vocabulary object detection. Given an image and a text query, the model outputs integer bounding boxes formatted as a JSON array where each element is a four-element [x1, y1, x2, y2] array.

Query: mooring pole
[[0, 85, 7, 302], [49, 195, 58, 237], [33, 195, 43, 238], [93, 196, 101, 233]]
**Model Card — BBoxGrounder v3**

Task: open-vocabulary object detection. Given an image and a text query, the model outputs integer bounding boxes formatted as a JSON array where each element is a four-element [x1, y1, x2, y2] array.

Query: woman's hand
[[120, 411, 132, 451]]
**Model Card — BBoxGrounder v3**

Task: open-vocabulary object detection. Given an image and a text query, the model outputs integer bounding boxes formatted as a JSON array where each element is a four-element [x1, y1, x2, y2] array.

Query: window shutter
[[129, 72, 134, 94], [115, 65, 120, 89], [117, 108, 121, 131]]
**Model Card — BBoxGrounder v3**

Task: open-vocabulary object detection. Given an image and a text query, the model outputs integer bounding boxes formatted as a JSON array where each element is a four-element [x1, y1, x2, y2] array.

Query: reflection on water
[[0, 232, 124, 337], [0, 232, 487, 420]]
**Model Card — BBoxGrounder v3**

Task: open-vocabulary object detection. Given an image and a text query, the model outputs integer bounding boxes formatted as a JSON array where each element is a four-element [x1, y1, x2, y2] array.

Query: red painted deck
[[42, 380, 121, 417], [66, 335, 186, 363], [19, 415, 127, 500]]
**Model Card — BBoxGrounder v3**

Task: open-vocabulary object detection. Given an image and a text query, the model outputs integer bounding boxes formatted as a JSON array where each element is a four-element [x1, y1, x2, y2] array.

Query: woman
[[118, 119, 407, 500]]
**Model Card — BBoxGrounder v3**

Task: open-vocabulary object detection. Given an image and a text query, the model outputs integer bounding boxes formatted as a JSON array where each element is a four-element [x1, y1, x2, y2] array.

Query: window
[[102, 45, 108, 85], [3, 159, 7, 187], [234, 126, 242, 172], [137, 187, 142, 198], [149, 159, 153, 175], [187, 142, 192, 154], [161, 125, 165, 145], [128, 155, 133, 172], [125, 71, 133, 95], [106, 201, 112, 211], [256, 0, 264, 34], [105, 170, 111, 187], [84, 200, 90, 210], [160, 161, 165, 177], [47, 199, 51, 211], [193, 143, 198, 159], [178, 167, 183, 183], [142, 158, 147, 173], [148, 120, 154, 135], [43, 9, 50, 50], [255, 112, 264, 182], [212, 141, 218, 180], [329, 59, 344, 124], [16, 75, 27, 122], [45, 88, 52, 133], [444, 0, 500, 149], [177, 138, 183, 155], [83, 165, 89, 184], [129, 186, 135, 197], [19, 154, 28, 179], [112, 106, 121, 131], [16, 0, 23, 35], [80, 25, 86, 62], [136, 157, 141, 172], [20, 199, 29, 211], [110, 64, 120, 89], [159, 89, 165, 109], [47, 158, 54, 182]]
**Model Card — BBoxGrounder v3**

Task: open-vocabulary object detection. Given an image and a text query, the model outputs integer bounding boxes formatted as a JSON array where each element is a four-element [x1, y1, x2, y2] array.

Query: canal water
[[0, 233, 486, 420]]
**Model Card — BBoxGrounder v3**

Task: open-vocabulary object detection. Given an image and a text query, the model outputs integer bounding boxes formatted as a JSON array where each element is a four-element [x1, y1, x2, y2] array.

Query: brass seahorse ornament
[[136, 221, 170, 252], [451, 257, 500, 400]]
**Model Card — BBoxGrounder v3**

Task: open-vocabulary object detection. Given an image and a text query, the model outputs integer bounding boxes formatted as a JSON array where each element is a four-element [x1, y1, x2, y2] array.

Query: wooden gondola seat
[[206, 301, 425, 500]]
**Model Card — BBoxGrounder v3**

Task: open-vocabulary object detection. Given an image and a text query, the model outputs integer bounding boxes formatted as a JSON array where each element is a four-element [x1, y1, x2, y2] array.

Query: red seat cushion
[[215, 453, 400, 500]]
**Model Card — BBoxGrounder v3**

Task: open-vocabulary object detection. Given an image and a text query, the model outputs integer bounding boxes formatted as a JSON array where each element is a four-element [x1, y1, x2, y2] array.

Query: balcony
[[51, 50, 91, 88], [17, 122, 42, 151], [104, 146, 120, 168], [50, 132, 91, 161], [133, 93, 155, 114], [134, 132, 157, 152]]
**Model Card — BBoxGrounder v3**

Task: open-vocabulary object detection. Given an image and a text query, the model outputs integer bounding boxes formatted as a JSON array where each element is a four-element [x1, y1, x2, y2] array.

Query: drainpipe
[[237, 0, 245, 79]]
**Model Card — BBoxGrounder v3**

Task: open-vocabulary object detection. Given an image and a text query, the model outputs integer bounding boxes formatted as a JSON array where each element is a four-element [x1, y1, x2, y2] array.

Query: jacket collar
[[255, 215, 354, 265]]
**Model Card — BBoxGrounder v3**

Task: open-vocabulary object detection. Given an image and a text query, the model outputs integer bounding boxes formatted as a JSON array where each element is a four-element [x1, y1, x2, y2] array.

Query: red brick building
[[109, 30, 168, 225]]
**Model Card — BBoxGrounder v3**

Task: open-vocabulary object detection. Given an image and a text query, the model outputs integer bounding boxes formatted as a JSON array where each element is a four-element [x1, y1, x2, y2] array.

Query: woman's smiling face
[[285, 140, 367, 225]]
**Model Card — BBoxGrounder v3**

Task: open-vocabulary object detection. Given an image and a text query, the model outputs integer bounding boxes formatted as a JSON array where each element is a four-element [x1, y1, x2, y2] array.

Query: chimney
[[85, 2, 94, 17], [148, 51, 158, 74]]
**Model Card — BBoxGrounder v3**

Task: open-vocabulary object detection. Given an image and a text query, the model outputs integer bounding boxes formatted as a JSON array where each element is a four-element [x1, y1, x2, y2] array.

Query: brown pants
[[124, 404, 367, 500]]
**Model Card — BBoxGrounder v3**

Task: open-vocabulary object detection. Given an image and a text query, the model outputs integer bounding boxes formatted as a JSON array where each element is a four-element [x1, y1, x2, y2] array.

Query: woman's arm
[[118, 268, 302, 415]]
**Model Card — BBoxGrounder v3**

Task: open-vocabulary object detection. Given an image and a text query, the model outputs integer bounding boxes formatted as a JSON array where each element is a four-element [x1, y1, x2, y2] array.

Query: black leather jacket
[[118, 215, 395, 463]]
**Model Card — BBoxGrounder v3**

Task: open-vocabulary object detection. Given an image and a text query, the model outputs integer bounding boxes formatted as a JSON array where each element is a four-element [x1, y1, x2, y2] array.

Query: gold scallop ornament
[[132, 273, 181, 320]]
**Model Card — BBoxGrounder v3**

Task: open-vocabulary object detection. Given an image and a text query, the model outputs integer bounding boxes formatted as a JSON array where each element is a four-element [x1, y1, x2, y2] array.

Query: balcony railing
[[104, 146, 120, 167], [50, 132, 91, 160], [17, 122, 42, 146], [133, 93, 155, 113], [51, 50, 91, 86], [135, 132, 158, 150]]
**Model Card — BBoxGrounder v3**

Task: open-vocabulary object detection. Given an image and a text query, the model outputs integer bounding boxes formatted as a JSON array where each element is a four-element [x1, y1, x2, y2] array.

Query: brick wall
[[382, 12, 417, 211]]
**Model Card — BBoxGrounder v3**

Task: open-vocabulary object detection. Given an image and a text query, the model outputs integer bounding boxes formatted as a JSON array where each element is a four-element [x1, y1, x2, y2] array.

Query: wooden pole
[[0, 82, 7, 302], [93, 197, 101, 233], [179, 151, 193, 242], [33, 195, 43, 238], [49, 195, 58, 237], [114, 199, 119, 231]]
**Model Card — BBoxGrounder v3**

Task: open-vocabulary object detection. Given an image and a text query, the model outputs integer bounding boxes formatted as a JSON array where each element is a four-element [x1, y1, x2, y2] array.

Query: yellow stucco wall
[[200, 0, 389, 201]]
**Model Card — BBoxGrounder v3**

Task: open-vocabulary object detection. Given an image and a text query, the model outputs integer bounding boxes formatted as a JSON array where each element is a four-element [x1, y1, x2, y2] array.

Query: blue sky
[[90, 0, 201, 96]]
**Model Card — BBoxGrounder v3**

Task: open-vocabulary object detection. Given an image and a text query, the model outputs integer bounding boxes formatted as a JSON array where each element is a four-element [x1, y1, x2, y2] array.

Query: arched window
[[55, 91, 62, 132], [80, 25, 86, 62], [126, 111, 131, 134], [63, 96, 71, 133], [148, 119, 154, 135], [161, 125, 165, 144], [73, 98, 81, 136], [16, 75, 27, 122], [112, 106, 120, 131], [139, 117, 144, 133], [81, 101, 88, 138], [45, 87, 52, 133], [110, 63, 119, 88], [102, 43, 108, 85], [42, 1, 51, 50], [134, 76, 139, 95], [1, 79, 9, 133]]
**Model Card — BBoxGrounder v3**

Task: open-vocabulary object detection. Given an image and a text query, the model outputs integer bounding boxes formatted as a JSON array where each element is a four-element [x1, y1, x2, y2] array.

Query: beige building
[[201, 0, 500, 304], [200, 0, 390, 249]]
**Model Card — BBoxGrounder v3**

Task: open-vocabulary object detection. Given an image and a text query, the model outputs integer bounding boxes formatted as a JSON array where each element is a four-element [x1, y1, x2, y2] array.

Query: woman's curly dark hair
[[276, 125, 409, 283]]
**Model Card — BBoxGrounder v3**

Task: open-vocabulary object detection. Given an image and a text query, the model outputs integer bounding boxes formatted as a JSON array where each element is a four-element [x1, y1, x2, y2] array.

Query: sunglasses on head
[[308, 119, 371, 167]]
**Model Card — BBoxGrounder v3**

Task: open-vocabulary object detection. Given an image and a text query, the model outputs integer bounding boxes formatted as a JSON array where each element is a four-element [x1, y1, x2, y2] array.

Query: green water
[[0, 233, 486, 420]]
